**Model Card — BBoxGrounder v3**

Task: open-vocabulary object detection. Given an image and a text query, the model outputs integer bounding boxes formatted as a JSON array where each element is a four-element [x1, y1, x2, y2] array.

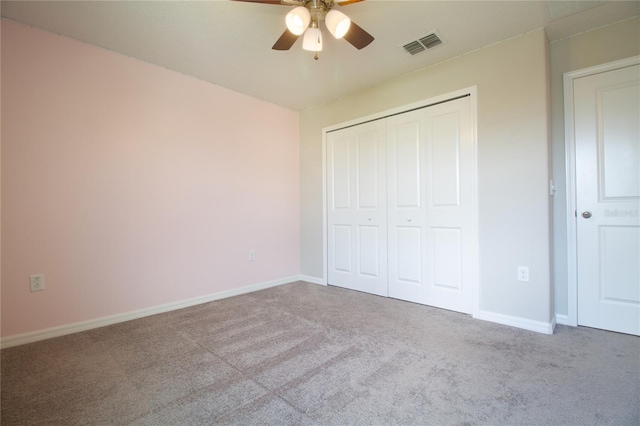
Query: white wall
[[301, 29, 553, 326], [1, 19, 301, 338], [549, 17, 640, 317]]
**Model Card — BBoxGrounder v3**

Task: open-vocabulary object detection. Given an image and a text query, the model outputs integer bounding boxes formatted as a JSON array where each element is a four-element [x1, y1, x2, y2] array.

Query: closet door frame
[[321, 86, 479, 317]]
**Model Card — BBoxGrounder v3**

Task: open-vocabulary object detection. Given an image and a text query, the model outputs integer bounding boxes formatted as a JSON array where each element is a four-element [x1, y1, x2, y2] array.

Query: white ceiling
[[2, 1, 638, 111]]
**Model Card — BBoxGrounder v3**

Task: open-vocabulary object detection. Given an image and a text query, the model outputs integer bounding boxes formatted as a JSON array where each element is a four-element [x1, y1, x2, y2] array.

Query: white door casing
[[326, 119, 388, 297], [574, 64, 640, 335], [564, 57, 640, 334]]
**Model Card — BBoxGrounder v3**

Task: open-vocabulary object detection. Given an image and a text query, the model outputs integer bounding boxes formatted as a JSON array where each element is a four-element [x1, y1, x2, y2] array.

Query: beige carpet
[[2, 281, 639, 425]]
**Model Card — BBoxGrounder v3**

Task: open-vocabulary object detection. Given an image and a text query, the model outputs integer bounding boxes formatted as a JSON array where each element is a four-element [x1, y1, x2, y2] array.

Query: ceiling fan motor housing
[[236, 0, 374, 53]]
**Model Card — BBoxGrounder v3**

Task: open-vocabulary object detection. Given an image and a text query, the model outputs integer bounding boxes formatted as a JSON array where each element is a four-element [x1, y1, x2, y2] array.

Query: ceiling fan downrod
[[310, 0, 326, 60]]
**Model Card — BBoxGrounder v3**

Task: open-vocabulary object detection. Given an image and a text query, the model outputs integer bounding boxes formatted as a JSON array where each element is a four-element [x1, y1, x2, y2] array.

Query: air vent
[[402, 41, 426, 55], [419, 33, 442, 49], [401, 31, 446, 56]]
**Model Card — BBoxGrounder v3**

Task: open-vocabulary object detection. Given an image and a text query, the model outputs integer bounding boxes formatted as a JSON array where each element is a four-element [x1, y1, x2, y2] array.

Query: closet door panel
[[327, 120, 387, 296], [332, 225, 352, 273], [432, 227, 462, 291], [396, 226, 423, 284], [425, 98, 474, 314], [358, 225, 380, 277], [331, 136, 351, 210], [395, 122, 422, 208], [387, 112, 428, 304], [327, 94, 475, 314], [357, 133, 379, 209], [430, 111, 461, 207]]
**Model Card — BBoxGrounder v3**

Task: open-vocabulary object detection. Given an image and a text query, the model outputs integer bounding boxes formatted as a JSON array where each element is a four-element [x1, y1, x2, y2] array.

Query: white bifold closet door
[[327, 119, 388, 297], [387, 98, 474, 313], [327, 96, 474, 314]]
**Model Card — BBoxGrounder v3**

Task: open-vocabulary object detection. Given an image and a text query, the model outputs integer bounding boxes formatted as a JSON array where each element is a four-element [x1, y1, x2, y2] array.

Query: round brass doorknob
[[582, 211, 592, 219]]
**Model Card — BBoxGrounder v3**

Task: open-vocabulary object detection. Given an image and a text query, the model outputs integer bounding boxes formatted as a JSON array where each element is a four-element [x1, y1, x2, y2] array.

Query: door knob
[[407, 218, 412, 222], [367, 217, 372, 221], [582, 211, 592, 219]]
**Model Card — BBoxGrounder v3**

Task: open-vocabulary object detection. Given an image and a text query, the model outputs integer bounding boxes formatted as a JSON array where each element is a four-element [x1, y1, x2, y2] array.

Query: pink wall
[[1, 19, 300, 337]]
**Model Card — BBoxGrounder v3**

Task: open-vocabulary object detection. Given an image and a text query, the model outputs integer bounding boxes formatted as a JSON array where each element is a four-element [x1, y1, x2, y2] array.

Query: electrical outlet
[[517, 266, 529, 282], [30, 274, 45, 292], [249, 250, 256, 262]]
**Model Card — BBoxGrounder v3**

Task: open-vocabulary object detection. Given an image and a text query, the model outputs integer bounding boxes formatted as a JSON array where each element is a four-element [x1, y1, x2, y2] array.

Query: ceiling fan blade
[[343, 21, 374, 50], [231, 0, 284, 5], [337, 0, 366, 6], [272, 29, 299, 50]]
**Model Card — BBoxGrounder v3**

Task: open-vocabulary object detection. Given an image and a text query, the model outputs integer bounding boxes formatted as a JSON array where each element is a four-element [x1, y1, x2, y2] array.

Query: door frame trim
[[321, 86, 479, 316], [563, 56, 640, 327]]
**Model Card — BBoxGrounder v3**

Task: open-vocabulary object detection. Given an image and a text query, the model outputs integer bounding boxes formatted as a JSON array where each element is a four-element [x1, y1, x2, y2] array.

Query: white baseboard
[[0, 275, 300, 349], [555, 313, 569, 326], [299, 275, 326, 286], [474, 310, 555, 335], [1, 276, 560, 348]]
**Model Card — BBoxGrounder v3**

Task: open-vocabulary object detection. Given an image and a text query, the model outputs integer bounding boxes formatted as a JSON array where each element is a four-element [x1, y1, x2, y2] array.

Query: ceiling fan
[[233, 0, 374, 60]]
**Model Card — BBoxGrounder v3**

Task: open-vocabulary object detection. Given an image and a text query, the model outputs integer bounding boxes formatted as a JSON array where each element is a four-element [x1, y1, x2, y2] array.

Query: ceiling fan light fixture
[[285, 6, 311, 35], [325, 9, 351, 39], [302, 26, 323, 52]]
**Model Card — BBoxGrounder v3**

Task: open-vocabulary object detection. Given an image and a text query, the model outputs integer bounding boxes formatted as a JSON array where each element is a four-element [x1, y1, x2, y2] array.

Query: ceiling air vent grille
[[402, 41, 426, 55], [401, 31, 446, 56], [419, 33, 443, 49]]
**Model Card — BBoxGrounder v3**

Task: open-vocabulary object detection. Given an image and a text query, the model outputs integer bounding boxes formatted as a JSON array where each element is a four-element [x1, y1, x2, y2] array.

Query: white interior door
[[326, 92, 476, 314], [424, 98, 475, 314], [387, 110, 427, 304], [574, 64, 640, 335], [387, 97, 474, 313], [327, 119, 388, 296]]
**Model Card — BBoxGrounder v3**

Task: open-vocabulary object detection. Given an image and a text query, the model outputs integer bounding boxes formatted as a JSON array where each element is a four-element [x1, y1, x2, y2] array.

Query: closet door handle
[[407, 218, 412, 222], [367, 217, 372, 221]]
